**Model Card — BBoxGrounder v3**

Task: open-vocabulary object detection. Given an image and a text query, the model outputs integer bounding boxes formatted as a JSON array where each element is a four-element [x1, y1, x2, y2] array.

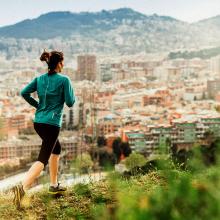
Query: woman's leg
[[12, 123, 60, 208], [23, 123, 60, 189], [49, 139, 61, 186], [49, 154, 60, 186], [48, 142, 66, 194], [22, 161, 44, 190], [12, 160, 44, 209]]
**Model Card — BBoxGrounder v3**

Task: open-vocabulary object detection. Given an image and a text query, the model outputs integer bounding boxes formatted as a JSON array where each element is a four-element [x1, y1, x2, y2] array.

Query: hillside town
[[0, 52, 220, 169]]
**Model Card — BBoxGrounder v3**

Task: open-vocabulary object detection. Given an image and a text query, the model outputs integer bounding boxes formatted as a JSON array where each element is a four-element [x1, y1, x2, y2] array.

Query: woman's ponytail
[[40, 50, 63, 74], [40, 50, 51, 64]]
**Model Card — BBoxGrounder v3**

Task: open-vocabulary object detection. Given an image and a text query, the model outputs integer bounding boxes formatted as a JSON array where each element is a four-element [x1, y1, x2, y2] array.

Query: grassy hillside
[[1, 157, 220, 220]]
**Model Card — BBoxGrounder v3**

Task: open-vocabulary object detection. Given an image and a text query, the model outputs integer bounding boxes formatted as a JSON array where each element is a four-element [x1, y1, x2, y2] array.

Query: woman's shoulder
[[36, 72, 48, 79], [56, 73, 70, 81], [37, 73, 68, 79]]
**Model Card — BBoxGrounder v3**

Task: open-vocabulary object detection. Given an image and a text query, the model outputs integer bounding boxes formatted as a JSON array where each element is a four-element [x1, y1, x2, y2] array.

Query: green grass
[[2, 161, 220, 219]]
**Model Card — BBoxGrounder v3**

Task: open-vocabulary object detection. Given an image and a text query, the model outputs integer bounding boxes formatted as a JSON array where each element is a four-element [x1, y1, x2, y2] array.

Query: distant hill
[[0, 8, 179, 39], [169, 46, 220, 59], [0, 8, 220, 55], [196, 15, 220, 27]]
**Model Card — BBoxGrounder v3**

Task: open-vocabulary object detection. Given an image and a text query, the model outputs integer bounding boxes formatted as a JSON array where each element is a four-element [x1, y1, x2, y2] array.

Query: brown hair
[[40, 50, 64, 74]]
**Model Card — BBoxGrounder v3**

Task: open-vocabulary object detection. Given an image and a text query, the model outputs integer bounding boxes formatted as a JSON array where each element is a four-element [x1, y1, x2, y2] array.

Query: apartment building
[[77, 55, 97, 81], [118, 116, 220, 156], [0, 140, 78, 161], [207, 79, 220, 99]]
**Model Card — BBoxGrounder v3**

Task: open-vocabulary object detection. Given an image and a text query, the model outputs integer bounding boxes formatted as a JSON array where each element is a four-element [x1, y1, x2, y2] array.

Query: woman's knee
[[37, 159, 48, 167], [52, 142, 61, 155]]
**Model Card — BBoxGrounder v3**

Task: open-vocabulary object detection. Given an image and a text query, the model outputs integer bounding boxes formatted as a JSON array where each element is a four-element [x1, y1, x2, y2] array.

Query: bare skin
[[49, 154, 60, 185], [22, 153, 60, 190], [22, 161, 44, 190]]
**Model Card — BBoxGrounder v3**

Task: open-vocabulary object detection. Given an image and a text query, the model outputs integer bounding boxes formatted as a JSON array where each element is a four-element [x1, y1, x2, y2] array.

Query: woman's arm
[[63, 77, 75, 107], [20, 77, 39, 108]]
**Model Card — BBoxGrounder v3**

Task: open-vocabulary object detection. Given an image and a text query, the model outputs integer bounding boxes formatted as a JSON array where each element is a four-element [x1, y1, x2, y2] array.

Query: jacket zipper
[[44, 74, 49, 108]]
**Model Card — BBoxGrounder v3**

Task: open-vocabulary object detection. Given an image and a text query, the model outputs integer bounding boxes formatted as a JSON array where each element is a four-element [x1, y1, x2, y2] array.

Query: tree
[[203, 130, 215, 146], [201, 138, 220, 166], [125, 152, 146, 174], [120, 142, 132, 157], [112, 137, 122, 163], [98, 148, 115, 168], [74, 153, 94, 174], [112, 138, 132, 163], [97, 136, 107, 147]]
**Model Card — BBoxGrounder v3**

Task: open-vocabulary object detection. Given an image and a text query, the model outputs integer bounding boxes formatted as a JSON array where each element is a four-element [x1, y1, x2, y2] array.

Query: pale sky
[[0, 0, 220, 27]]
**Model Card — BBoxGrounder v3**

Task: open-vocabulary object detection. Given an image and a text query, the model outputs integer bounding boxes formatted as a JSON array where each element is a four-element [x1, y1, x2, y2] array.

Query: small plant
[[90, 181, 113, 204], [73, 153, 94, 174], [125, 152, 146, 175], [74, 183, 91, 198]]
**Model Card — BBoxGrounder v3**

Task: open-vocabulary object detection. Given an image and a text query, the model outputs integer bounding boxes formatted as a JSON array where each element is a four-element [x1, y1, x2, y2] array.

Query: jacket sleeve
[[20, 77, 39, 109], [63, 77, 75, 107]]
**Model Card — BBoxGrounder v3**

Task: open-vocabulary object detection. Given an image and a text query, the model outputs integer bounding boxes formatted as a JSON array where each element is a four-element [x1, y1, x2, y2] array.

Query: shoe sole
[[12, 185, 25, 209], [48, 191, 66, 195], [12, 186, 21, 209]]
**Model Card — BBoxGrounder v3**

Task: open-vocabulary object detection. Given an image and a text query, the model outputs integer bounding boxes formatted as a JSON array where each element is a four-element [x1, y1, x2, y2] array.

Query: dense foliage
[[2, 144, 220, 219]]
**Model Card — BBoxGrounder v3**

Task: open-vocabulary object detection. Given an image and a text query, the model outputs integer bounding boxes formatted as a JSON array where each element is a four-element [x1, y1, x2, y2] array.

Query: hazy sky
[[0, 0, 220, 27]]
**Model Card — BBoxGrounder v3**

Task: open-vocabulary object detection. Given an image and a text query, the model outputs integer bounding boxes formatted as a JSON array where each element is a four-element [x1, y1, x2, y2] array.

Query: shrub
[[74, 153, 94, 174], [125, 153, 146, 175], [74, 183, 91, 197]]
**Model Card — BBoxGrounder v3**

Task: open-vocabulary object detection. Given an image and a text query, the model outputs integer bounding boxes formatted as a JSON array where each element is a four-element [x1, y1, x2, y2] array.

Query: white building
[[210, 56, 220, 75]]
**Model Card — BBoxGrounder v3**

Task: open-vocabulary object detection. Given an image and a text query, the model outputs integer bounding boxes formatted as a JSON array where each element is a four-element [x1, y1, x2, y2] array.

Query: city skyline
[[0, 0, 220, 27]]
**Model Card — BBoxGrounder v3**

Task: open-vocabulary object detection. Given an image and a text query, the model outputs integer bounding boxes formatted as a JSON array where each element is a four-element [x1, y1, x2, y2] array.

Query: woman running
[[12, 50, 75, 209]]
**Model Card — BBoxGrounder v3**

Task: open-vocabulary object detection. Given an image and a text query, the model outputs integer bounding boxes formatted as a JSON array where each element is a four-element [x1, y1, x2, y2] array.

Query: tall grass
[[1, 145, 220, 219]]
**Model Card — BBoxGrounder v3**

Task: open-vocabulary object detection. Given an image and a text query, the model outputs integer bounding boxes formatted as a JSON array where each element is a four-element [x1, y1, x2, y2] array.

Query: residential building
[[77, 55, 97, 81]]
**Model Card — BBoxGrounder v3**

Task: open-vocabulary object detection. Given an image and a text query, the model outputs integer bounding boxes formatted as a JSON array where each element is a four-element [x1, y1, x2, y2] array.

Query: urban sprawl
[[0, 53, 220, 167]]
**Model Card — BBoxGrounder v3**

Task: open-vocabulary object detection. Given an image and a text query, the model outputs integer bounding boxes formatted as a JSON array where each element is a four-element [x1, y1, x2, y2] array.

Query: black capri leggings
[[34, 122, 61, 166]]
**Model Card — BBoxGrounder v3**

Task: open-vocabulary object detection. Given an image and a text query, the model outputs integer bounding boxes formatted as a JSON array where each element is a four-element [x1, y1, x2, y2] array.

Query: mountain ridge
[[0, 8, 181, 39], [0, 8, 220, 55]]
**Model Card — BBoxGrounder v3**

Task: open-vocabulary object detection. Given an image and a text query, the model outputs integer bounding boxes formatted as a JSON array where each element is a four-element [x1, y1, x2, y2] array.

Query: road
[[0, 171, 106, 193]]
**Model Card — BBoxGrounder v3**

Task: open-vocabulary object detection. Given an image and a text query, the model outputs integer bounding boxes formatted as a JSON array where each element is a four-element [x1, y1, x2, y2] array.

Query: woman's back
[[21, 72, 75, 127]]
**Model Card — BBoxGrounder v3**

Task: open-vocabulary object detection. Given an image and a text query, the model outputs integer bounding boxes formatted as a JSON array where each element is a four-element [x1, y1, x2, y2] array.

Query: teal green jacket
[[21, 73, 75, 127]]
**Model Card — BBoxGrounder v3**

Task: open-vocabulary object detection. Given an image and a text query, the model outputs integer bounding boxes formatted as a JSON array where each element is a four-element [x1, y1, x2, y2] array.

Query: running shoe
[[48, 183, 67, 195], [11, 183, 25, 209]]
